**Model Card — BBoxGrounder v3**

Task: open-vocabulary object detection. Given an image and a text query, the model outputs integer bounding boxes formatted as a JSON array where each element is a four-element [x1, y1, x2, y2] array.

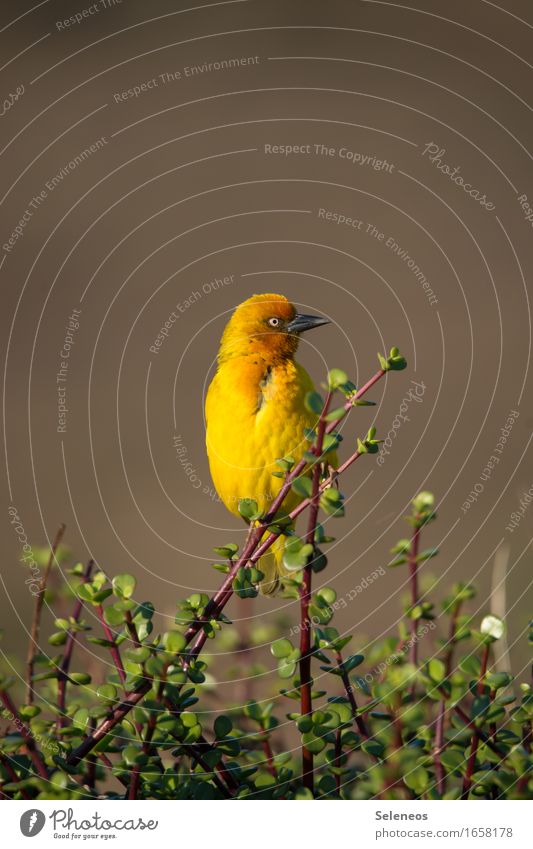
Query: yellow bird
[[205, 293, 331, 594]]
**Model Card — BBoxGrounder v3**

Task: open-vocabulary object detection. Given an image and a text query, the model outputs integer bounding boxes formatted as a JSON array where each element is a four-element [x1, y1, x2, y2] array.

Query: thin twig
[[477, 642, 490, 695], [407, 525, 421, 670], [299, 391, 332, 793], [125, 611, 142, 648], [450, 700, 506, 758], [128, 766, 141, 799], [95, 606, 127, 687], [192, 735, 238, 794], [262, 738, 277, 778], [85, 718, 97, 792], [433, 711, 446, 797], [188, 747, 233, 798], [26, 524, 66, 704], [335, 651, 370, 739], [433, 600, 463, 796], [98, 752, 129, 789], [462, 643, 491, 799], [517, 720, 532, 795], [67, 687, 151, 765], [461, 733, 480, 799], [57, 560, 94, 729], [334, 729, 342, 795]]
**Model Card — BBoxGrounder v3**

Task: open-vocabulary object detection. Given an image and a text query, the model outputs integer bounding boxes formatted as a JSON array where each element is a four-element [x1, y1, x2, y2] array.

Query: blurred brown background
[[1, 0, 532, 690]]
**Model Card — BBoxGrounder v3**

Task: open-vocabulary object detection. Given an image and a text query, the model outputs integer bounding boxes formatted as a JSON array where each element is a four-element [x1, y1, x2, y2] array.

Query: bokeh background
[[1, 0, 532, 704]]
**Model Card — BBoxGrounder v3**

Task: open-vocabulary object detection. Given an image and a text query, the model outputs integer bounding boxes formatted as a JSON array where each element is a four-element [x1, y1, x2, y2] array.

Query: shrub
[[1, 350, 531, 800]]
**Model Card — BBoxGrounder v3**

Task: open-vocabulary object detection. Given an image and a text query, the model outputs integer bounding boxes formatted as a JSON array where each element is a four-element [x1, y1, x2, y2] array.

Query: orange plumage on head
[[218, 293, 299, 364]]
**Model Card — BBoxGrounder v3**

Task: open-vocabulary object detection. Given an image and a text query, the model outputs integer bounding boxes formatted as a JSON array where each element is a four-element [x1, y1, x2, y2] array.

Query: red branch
[[57, 561, 94, 728], [407, 525, 421, 668], [299, 391, 332, 793], [95, 606, 127, 687], [26, 524, 66, 704]]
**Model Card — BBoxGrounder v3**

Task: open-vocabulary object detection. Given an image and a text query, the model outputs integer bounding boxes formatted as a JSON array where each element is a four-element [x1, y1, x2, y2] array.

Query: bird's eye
[[268, 317, 281, 327]]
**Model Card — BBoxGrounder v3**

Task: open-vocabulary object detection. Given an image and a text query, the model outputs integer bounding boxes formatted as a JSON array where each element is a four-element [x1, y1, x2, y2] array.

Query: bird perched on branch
[[205, 293, 331, 594]]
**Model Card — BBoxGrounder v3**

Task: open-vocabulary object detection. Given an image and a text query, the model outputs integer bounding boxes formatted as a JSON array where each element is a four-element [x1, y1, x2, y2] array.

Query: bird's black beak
[[287, 313, 330, 334]]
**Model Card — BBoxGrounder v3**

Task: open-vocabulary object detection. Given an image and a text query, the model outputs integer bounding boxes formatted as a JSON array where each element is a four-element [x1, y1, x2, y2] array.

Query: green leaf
[[391, 539, 411, 555], [86, 637, 116, 648], [412, 491, 435, 513], [186, 594, 208, 610], [319, 491, 344, 518], [165, 631, 187, 654], [327, 700, 353, 725], [324, 406, 347, 422], [291, 476, 313, 498], [379, 347, 407, 371], [103, 606, 125, 627], [97, 684, 118, 703], [271, 639, 293, 659], [403, 766, 430, 794], [112, 573, 137, 600], [301, 731, 326, 754], [459, 655, 482, 678], [213, 543, 238, 559], [181, 711, 198, 728], [328, 369, 349, 390], [388, 351, 407, 371], [471, 695, 491, 719], [124, 646, 150, 664], [362, 739, 384, 758], [92, 589, 113, 604], [294, 787, 314, 800], [214, 716, 233, 738], [388, 556, 407, 568], [310, 548, 328, 573], [212, 562, 230, 573], [244, 701, 264, 722], [69, 672, 91, 686], [428, 658, 446, 683], [122, 745, 143, 766], [440, 748, 465, 774], [238, 498, 262, 522], [73, 708, 89, 731], [77, 584, 96, 603], [276, 456, 295, 472], [278, 660, 297, 679], [283, 541, 314, 571], [357, 427, 381, 455], [417, 548, 439, 562], [19, 705, 41, 720], [316, 587, 336, 605], [321, 433, 341, 455], [486, 671, 512, 691], [343, 654, 365, 673], [48, 631, 68, 646]]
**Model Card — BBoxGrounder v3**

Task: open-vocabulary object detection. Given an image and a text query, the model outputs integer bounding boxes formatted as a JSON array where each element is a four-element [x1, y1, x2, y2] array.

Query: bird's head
[[218, 293, 329, 363]]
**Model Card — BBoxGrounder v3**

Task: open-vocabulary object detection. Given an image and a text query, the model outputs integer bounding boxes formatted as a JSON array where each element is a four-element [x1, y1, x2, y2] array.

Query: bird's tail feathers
[[257, 533, 290, 596]]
